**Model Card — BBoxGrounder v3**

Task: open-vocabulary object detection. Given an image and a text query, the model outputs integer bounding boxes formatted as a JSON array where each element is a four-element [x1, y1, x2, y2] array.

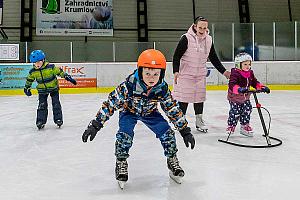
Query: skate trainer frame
[[218, 90, 282, 148]]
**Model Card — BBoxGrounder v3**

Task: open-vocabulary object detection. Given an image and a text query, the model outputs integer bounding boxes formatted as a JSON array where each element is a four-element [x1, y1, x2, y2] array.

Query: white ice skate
[[196, 114, 208, 133], [118, 181, 126, 189], [240, 124, 254, 137], [167, 156, 184, 184], [115, 159, 128, 190], [169, 171, 183, 184]]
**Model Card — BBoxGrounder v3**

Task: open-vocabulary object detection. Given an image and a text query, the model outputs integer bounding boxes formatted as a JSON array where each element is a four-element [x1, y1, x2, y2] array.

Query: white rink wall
[[93, 61, 300, 87], [1, 61, 300, 90]]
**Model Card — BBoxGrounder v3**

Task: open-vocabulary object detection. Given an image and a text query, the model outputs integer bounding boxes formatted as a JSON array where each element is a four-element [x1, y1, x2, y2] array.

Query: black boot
[[36, 122, 45, 130], [167, 156, 184, 177], [115, 159, 128, 182], [55, 120, 63, 128]]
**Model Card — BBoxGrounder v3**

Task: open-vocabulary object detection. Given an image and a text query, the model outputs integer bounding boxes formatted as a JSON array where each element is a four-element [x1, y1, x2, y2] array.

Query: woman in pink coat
[[172, 16, 230, 132]]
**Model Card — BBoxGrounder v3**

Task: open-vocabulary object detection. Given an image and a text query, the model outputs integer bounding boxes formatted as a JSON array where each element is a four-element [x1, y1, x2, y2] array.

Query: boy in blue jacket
[[82, 49, 195, 188]]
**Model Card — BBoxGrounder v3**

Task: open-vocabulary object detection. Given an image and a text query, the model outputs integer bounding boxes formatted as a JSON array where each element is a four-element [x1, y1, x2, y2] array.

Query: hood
[[133, 70, 166, 95]]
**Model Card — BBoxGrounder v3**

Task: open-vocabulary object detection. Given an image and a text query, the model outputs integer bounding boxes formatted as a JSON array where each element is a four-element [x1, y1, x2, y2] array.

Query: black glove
[[82, 119, 102, 142], [65, 74, 77, 85], [261, 86, 270, 94], [179, 127, 195, 149], [24, 88, 32, 96], [238, 87, 248, 94]]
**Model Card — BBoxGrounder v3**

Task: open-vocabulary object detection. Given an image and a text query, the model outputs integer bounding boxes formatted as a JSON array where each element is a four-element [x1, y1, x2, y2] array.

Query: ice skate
[[115, 159, 128, 189], [196, 114, 208, 133], [55, 120, 63, 128], [226, 125, 236, 135], [118, 181, 126, 189], [36, 122, 45, 130], [167, 156, 184, 184], [240, 124, 253, 137]]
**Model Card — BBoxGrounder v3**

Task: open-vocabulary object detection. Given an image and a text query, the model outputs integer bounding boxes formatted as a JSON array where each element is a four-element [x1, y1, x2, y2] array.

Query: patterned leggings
[[227, 100, 252, 126]]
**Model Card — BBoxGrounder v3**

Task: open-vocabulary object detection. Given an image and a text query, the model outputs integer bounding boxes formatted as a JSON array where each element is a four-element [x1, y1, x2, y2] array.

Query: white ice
[[0, 91, 300, 200]]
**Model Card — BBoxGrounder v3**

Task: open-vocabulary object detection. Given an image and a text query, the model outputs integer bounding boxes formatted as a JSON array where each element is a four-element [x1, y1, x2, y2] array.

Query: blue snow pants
[[115, 111, 178, 159]]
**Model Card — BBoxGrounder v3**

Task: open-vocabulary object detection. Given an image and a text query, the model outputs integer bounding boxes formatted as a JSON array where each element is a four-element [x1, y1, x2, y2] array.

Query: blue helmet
[[29, 50, 46, 63]]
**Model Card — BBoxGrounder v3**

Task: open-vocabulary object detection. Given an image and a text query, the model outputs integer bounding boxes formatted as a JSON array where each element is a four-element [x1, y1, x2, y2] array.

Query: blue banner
[[0, 64, 37, 89]]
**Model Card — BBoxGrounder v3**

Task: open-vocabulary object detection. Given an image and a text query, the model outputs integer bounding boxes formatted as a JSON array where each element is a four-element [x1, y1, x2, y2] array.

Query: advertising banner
[[36, 0, 113, 36], [55, 63, 97, 88], [0, 64, 36, 89]]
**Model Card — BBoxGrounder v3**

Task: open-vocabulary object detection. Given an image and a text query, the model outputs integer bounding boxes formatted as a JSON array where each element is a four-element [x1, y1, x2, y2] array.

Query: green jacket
[[25, 61, 66, 94]]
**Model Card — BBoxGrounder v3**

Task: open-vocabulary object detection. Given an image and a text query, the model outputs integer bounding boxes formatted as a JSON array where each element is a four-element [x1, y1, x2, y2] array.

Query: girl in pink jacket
[[226, 52, 270, 137]]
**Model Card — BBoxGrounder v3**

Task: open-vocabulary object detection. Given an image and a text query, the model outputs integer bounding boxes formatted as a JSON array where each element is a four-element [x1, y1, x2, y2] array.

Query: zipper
[[38, 68, 48, 91]]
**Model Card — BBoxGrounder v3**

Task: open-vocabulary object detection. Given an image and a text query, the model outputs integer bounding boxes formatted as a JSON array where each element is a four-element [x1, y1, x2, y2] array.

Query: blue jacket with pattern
[[95, 70, 188, 131]]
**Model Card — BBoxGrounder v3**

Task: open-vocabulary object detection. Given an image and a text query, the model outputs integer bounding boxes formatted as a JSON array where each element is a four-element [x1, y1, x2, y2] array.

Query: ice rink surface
[[0, 91, 300, 200]]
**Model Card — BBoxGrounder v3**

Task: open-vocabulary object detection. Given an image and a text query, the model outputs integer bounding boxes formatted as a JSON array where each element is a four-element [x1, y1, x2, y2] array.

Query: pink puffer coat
[[172, 25, 212, 103]]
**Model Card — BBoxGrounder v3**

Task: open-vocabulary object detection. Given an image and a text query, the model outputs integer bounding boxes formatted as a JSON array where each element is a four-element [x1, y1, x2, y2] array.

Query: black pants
[[36, 90, 62, 125], [178, 102, 204, 115]]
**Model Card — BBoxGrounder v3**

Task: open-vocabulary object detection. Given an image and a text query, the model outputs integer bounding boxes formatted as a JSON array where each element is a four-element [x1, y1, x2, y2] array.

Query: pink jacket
[[172, 25, 212, 103], [227, 68, 263, 104]]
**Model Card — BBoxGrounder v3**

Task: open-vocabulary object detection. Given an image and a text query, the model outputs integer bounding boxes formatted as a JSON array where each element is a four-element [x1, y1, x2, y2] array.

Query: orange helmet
[[137, 49, 166, 69]]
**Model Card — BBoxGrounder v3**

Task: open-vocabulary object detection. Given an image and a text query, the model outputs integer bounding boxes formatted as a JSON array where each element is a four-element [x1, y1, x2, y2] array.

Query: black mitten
[[65, 74, 77, 85], [261, 86, 270, 94], [179, 127, 195, 149], [24, 88, 32, 96], [82, 119, 102, 142]]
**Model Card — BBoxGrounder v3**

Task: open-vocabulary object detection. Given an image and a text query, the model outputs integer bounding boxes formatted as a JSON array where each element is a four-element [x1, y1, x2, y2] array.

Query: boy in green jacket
[[24, 50, 77, 129]]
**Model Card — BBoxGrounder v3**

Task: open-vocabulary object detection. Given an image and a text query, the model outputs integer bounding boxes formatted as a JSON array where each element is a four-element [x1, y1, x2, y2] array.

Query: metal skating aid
[[218, 90, 282, 148]]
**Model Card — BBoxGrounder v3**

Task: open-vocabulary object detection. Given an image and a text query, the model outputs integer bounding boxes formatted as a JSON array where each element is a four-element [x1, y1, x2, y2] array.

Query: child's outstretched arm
[[53, 65, 77, 85], [64, 74, 77, 85], [251, 74, 270, 94], [159, 89, 195, 149], [82, 82, 128, 142], [159, 89, 188, 129]]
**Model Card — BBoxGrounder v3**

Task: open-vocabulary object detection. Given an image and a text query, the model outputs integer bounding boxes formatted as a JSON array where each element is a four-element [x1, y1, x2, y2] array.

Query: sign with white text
[[36, 0, 113, 36]]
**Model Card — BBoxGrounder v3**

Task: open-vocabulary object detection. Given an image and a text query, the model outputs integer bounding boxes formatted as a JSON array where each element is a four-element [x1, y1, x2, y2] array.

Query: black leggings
[[178, 102, 204, 115]]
